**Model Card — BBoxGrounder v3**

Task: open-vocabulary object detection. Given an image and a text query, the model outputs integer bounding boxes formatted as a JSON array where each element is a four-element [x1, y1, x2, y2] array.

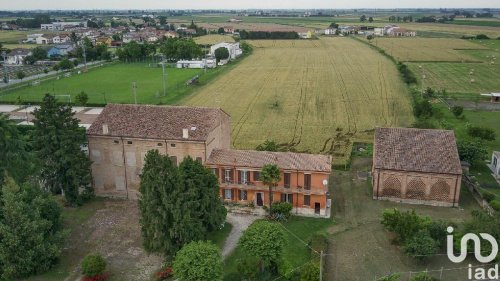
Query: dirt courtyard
[[326, 158, 480, 281]]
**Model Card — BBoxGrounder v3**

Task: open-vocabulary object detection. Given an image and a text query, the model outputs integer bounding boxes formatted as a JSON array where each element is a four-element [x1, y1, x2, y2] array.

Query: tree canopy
[[173, 241, 223, 281], [32, 94, 93, 206], [238, 220, 285, 267], [214, 47, 229, 63], [159, 38, 203, 61], [139, 151, 226, 257]]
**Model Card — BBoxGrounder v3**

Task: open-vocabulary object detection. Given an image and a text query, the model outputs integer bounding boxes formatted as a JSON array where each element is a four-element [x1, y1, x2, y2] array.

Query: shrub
[[414, 99, 434, 119], [81, 254, 107, 277], [271, 202, 293, 218], [382, 209, 430, 243], [451, 106, 463, 118], [300, 262, 320, 281], [426, 220, 452, 247], [173, 241, 223, 281], [482, 192, 495, 203], [467, 126, 496, 141], [398, 63, 417, 84], [411, 273, 440, 281], [490, 200, 500, 211], [476, 34, 490, 40], [403, 230, 439, 260]]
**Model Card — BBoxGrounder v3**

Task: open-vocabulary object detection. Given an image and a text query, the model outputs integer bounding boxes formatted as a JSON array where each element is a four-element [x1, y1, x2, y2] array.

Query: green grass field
[[0, 63, 205, 105]]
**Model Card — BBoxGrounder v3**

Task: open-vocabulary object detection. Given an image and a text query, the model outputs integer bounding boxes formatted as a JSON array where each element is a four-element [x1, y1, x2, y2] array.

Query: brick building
[[206, 149, 332, 217], [87, 104, 231, 199], [372, 127, 462, 207]]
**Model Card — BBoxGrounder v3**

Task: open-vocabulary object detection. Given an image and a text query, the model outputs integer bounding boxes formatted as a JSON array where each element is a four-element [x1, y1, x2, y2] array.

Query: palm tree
[[260, 164, 281, 213]]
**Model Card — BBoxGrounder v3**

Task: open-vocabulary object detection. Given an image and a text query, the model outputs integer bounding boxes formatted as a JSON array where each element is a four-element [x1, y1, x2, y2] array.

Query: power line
[[271, 258, 317, 281], [276, 221, 320, 255]]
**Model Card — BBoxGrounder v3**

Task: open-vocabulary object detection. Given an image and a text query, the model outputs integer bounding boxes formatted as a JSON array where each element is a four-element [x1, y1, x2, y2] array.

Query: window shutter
[[238, 170, 242, 184], [281, 193, 286, 202], [246, 171, 251, 183]]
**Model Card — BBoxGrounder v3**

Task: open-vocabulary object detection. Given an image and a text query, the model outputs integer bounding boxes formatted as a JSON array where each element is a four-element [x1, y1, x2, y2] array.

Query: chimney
[[102, 124, 109, 135], [182, 128, 189, 139]]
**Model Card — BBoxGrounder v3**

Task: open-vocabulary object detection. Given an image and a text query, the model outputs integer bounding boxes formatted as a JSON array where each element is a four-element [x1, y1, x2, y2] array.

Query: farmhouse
[[36, 34, 57, 44], [164, 31, 179, 38], [488, 151, 500, 180], [387, 27, 417, 37], [206, 149, 331, 217], [210, 42, 242, 60], [372, 127, 462, 207], [324, 28, 337, 35], [5, 48, 32, 65], [86, 104, 231, 199]]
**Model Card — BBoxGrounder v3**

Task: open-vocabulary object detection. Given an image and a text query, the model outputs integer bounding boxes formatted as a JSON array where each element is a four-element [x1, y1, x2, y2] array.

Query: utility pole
[[319, 250, 323, 281], [160, 54, 167, 96], [132, 82, 137, 104]]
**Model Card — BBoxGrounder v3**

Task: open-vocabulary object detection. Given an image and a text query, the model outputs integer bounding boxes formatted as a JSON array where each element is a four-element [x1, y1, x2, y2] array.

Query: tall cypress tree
[[139, 154, 226, 257], [32, 94, 92, 206], [139, 150, 180, 256]]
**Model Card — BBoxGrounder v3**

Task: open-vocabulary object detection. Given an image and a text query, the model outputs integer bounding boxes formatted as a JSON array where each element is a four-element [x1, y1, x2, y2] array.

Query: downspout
[[376, 169, 380, 199], [120, 137, 129, 199]]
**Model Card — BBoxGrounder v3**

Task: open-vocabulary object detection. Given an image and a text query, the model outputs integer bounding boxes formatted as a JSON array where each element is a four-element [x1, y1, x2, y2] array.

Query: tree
[[329, 22, 339, 28], [238, 221, 285, 271], [75, 91, 89, 106], [139, 152, 226, 257], [217, 27, 225, 34], [403, 230, 439, 260], [360, 15, 367, 22], [457, 139, 488, 165], [0, 114, 32, 184], [451, 105, 463, 118], [32, 46, 48, 61], [260, 164, 281, 212], [16, 70, 26, 80], [381, 208, 430, 243], [159, 16, 168, 25], [173, 241, 223, 281], [369, 16, 374, 22], [367, 35, 374, 41], [58, 58, 74, 70], [256, 139, 280, 152], [32, 94, 93, 205], [0, 177, 66, 279], [214, 47, 229, 63], [139, 150, 180, 256]]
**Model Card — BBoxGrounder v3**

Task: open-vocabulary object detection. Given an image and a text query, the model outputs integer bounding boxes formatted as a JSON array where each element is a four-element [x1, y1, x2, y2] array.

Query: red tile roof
[[206, 149, 332, 173], [87, 104, 228, 141], [374, 127, 462, 175]]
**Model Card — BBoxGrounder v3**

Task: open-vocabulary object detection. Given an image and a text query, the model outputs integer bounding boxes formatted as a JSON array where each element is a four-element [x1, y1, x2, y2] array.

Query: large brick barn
[[372, 127, 462, 207]]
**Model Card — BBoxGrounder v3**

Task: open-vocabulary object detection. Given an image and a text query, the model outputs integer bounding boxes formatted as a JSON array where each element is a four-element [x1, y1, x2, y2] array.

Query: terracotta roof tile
[[87, 104, 227, 141], [206, 149, 332, 173], [374, 127, 462, 175]]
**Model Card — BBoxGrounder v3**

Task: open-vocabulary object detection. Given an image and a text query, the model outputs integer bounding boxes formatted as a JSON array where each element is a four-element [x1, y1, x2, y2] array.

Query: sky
[[3, 0, 500, 10]]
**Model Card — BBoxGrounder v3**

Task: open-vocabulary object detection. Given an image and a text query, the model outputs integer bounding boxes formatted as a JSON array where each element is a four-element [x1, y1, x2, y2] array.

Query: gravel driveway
[[222, 213, 261, 258]]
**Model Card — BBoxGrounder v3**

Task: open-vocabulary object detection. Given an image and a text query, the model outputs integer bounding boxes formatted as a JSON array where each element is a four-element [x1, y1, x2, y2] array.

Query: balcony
[[219, 180, 327, 196]]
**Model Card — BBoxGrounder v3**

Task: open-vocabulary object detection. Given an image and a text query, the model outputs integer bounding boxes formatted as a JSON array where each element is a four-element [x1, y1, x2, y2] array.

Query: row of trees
[[0, 94, 93, 279], [239, 30, 299, 40], [388, 15, 414, 22]]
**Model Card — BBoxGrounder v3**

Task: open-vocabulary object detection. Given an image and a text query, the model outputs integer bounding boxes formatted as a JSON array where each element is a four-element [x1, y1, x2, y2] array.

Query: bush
[[398, 63, 417, 84], [173, 241, 223, 281], [411, 272, 440, 281], [81, 254, 107, 277], [382, 209, 430, 243], [467, 126, 496, 141], [403, 230, 439, 260], [300, 262, 320, 281], [490, 200, 500, 211], [271, 202, 293, 218], [414, 99, 434, 119], [482, 192, 495, 203], [451, 106, 463, 118], [476, 34, 490, 40]]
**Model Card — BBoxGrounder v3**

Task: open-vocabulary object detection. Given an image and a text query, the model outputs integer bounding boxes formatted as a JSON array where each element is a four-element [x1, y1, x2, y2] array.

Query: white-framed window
[[281, 193, 293, 203], [224, 189, 232, 200], [225, 169, 232, 183], [240, 170, 248, 184]]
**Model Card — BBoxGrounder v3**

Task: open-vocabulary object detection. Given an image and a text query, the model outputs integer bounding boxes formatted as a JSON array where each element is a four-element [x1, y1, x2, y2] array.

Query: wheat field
[[371, 38, 488, 62], [184, 37, 413, 164]]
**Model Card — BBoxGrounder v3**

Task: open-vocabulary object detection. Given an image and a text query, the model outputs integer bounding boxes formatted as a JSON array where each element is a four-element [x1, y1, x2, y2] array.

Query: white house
[[210, 42, 242, 60], [176, 59, 216, 69], [41, 21, 87, 31], [374, 28, 385, 36], [36, 34, 57, 44], [52, 34, 71, 44], [489, 151, 500, 179], [5, 48, 32, 65], [25, 33, 43, 43]]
